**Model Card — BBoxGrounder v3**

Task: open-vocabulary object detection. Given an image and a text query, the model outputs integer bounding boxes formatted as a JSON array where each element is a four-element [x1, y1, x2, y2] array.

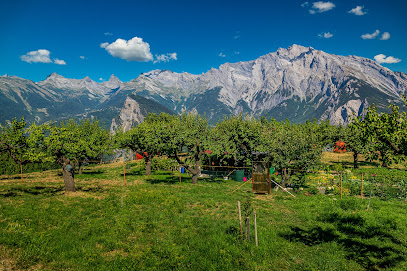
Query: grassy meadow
[[1, 154, 407, 270]]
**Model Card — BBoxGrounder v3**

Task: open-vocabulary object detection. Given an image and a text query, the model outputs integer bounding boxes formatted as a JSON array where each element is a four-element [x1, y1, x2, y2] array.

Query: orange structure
[[333, 141, 346, 153], [135, 152, 148, 160]]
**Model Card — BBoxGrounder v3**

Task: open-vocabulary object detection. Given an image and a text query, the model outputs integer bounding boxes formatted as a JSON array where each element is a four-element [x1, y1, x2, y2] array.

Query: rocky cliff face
[[126, 45, 406, 125], [110, 96, 144, 133], [1, 45, 406, 126]]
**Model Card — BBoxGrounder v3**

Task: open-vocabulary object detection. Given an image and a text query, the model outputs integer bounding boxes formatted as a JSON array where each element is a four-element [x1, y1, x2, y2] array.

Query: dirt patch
[[0, 246, 43, 271], [103, 249, 128, 258], [0, 246, 18, 271]]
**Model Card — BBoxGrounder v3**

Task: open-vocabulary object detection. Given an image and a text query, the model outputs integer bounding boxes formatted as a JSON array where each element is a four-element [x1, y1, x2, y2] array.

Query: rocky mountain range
[[1, 44, 407, 130]]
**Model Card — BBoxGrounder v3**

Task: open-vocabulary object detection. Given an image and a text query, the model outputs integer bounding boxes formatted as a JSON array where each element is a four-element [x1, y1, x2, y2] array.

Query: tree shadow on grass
[[198, 177, 226, 184], [283, 226, 339, 246], [80, 170, 105, 175], [146, 175, 185, 184], [0, 184, 104, 197], [76, 185, 104, 193], [324, 211, 402, 245], [281, 213, 405, 270], [330, 160, 380, 168], [0, 185, 65, 197], [0, 175, 34, 181], [145, 174, 225, 185], [119, 168, 146, 176]]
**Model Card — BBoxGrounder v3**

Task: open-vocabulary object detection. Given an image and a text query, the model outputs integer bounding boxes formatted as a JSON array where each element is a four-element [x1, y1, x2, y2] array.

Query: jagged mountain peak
[[46, 72, 65, 79], [108, 74, 121, 82], [275, 44, 314, 58], [143, 69, 175, 78], [83, 76, 93, 82]]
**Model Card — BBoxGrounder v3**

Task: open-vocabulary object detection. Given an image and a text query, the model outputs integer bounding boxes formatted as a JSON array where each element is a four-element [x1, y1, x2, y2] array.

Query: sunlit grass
[[1, 162, 407, 270]]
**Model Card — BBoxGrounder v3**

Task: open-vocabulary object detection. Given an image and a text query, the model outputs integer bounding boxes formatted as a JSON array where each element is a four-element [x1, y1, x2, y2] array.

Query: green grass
[[1, 163, 407, 270]]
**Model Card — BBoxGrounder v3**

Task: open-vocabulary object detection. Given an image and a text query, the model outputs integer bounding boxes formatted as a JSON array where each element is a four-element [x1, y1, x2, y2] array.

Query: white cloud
[[21, 49, 66, 65], [380, 32, 391, 40], [319, 32, 333, 38], [219, 53, 226, 58], [309, 1, 335, 13], [104, 32, 113, 36], [361, 30, 380, 39], [153, 53, 177, 64], [101, 37, 154, 62], [20, 49, 52, 63], [234, 35, 240, 39], [374, 54, 401, 64], [301, 2, 309, 7], [234, 51, 240, 55], [99, 78, 104, 81], [54, 58, 66, 65], [348, 6, 366, 16], [80, 56, 85, 59]]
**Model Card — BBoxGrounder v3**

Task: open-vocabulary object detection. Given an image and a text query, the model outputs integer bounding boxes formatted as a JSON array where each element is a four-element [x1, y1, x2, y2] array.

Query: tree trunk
[[282, 168, 288, 187], [353, 151, 359, 169], [78, 162, 83, 175], [379, 151, 389, 168], [189, 160, 201, 185], [63, 165, 76, 192], [145, 155, 152, 175]]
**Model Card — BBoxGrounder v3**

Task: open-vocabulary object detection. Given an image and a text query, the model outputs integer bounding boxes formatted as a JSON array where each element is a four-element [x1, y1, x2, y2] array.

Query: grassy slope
[[0, 161, 407, 270]]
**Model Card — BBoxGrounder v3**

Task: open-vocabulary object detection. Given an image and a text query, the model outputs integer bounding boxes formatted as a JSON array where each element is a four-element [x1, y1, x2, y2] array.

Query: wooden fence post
[[254, 211, 258, 246], [123, 157, 126, 187], [246, 217, 250, 241], [179, 165, 182, 185], [238, 201, 243, 237]]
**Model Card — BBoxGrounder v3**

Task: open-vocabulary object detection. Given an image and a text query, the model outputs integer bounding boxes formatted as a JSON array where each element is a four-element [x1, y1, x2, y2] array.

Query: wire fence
[[282, 169, 407, 201]]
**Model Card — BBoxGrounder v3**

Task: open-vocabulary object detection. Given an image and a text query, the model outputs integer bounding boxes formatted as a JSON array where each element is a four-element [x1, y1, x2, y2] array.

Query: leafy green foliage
[[26, 119, 111, 191], [115, 113, 177, 175], [260, 119, 322, 171], [352, 103, 407, 167], [211, 115, 262, 167], [0, 117, 31, 166], [168, 112, 210, 183]]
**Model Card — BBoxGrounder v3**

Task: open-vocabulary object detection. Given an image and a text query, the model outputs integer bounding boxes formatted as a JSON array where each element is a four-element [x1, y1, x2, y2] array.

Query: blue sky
[[1, 0, 406, 82]]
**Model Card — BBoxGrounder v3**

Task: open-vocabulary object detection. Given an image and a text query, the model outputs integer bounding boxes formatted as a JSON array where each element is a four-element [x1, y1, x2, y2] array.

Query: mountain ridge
[[1, 45, 406, 128]]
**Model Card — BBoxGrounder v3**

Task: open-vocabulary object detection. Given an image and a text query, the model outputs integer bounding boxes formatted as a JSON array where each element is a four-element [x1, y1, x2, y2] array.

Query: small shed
[[252, 152, 272, 194]]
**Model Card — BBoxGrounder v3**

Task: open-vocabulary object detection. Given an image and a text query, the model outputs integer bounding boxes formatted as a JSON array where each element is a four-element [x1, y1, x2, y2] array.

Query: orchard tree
[[355, 103, 407, 167], [342, 118, 372, 169], [29, 119, 110, 192], [260, 120, 322, 184], [76, 119, 111, 174], [0, 118, 33, 181], [316, 118, 343, 148], [115, 113, 176, 175], [167, 112, 209, 184], [211, 115, 262, 167]]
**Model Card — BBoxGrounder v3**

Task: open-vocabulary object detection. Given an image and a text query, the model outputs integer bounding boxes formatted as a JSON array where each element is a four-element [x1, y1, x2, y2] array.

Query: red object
[[205, 150, 212, 154], [135, 152, 148, 160], [333, 141, 346, 153]]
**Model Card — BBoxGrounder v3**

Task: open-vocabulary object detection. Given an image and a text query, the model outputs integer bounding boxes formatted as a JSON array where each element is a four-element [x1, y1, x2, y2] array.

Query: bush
[[152, 157, 178, 171], [0, 152, 59, 175]]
